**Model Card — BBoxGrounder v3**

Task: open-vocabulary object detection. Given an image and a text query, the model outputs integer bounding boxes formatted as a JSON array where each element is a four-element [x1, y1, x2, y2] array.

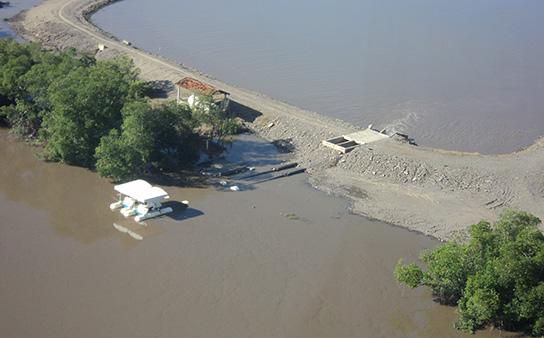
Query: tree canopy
[[94, 101, 198, 181], [395, 210, 544, 336], [0, 38, 239, 181]]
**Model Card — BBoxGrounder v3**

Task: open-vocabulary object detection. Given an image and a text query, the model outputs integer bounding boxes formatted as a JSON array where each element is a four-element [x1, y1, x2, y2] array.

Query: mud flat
[[9, 0, 544, 240]]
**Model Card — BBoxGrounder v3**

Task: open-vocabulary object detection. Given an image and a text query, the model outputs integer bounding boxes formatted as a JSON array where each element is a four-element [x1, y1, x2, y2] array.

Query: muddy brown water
[[0, 129, 513, 337]]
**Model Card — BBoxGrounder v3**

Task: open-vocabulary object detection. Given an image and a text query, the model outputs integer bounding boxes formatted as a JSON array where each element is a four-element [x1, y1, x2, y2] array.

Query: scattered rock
[[10, 0, 544, 241]]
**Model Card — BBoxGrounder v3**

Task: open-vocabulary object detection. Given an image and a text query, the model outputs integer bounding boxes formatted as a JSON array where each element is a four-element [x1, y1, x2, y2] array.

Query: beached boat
[[110, 179, 173, 222]]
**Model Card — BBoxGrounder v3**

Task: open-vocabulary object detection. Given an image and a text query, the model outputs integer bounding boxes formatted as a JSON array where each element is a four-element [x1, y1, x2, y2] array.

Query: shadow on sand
[[147, 80, 175, 98], [230, 100, 262, 123]]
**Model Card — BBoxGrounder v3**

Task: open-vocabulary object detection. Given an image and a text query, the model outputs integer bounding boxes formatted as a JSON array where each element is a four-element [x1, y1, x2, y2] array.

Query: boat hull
[[134, 207, 173, 222]]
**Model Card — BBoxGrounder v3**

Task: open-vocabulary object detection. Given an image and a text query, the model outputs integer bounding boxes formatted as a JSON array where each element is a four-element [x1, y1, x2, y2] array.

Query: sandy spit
[[8, 0, 544, 241]]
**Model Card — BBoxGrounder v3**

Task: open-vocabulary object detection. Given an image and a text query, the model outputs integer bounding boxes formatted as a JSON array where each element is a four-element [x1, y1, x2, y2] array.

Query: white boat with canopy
[[110, 179, 173, 221]]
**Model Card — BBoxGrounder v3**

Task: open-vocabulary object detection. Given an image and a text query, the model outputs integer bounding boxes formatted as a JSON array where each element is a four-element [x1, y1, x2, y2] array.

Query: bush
[[0, 38, 202, 181], [395, 210, 544, 335], [221, 117, 243, 135]]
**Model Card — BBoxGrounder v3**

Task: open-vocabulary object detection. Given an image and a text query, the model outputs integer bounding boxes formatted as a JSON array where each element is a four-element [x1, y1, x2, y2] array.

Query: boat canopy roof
[[114, 179, 169, 203]]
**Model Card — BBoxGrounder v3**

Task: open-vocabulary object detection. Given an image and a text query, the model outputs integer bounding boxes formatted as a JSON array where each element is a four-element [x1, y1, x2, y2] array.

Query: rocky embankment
[[251, 114, 544, 240], [9, 0, 544, 240]]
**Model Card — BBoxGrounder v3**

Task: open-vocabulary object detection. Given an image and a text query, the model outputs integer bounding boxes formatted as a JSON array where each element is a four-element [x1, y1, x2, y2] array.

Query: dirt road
[[9, 0, 544, 240]]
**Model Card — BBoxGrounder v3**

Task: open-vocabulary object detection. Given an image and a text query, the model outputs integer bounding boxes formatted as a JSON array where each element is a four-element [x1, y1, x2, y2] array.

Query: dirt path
[[9, 0, 544, 240]]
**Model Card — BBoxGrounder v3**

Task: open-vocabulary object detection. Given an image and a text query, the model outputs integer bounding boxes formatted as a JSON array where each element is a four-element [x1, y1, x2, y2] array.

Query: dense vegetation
[[0, 38, 237, 181], [395, 210, 544, 336]]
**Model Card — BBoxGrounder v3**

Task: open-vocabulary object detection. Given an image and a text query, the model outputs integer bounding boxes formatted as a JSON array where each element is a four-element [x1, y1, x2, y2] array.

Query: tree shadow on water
[[142, 170, 209, 189], [0, 31, 12, 39]]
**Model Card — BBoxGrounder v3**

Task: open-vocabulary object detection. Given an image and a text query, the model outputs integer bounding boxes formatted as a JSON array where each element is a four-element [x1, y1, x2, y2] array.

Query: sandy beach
[[8, 0, 544, 241]]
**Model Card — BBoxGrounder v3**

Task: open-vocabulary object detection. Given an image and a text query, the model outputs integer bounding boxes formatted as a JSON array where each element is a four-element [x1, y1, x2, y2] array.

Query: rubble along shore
[[8, 0, 544, 241]]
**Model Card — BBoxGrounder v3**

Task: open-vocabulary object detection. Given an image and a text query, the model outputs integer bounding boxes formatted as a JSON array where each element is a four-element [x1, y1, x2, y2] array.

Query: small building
[[322, 126, 390, 153], [176, 77, 230, 111]]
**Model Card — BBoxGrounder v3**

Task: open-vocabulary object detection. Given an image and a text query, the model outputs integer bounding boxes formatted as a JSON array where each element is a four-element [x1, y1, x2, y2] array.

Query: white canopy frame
[[110, 179, 173, 222]]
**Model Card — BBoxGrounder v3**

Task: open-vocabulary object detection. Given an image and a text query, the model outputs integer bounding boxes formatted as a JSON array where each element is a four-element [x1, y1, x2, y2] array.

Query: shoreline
[[8, 0, 544, 241], [0, 126, 460, 338]]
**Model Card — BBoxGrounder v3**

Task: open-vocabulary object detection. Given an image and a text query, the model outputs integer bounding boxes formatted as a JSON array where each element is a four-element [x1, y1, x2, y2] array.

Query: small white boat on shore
[[110, 179, 174, 222]]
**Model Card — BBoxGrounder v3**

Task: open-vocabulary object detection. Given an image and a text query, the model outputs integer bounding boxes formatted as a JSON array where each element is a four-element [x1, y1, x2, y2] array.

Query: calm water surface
[[0, 0, 43, 39], [93, 0, 544, 154], [0, 129, 515, 337]]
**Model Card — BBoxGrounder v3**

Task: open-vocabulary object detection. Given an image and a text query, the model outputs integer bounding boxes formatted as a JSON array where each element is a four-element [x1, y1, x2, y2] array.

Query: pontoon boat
[[110, 179, 173, 221]]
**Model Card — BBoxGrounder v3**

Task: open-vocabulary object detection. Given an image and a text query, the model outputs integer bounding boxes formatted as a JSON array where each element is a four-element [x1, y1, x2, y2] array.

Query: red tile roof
[[176, 77, 229, 95]]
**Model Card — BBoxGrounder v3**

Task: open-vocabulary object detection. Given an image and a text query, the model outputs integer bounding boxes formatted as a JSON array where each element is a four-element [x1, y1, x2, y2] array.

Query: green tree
[[0, 38, 203, 181], [0, 39, 92, 137], [0, 99, 42, 139], [94, 129, 135, 182], [18, 47, 87, 104], [41, 57, 139, 167], [95, 102, 154, 181], [149, 101, 199, 168], [395, 210, 544, 335], [0, 38, 40, 101], [189, 91, 222, 137], [95, 101, 199, 181], [188, 91, 241, 139]]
